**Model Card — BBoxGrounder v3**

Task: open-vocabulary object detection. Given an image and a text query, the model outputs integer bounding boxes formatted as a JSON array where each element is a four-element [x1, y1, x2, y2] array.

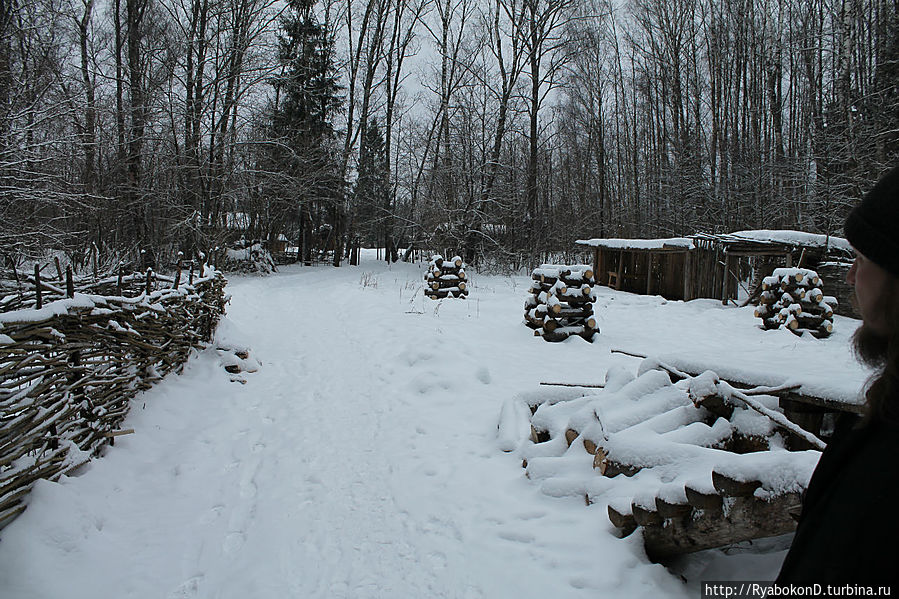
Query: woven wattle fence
[[0, 264, 227, 530]]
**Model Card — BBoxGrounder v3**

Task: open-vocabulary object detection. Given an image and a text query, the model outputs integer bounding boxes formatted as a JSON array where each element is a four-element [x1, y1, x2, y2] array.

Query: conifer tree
[[353, 119, 390, 249], [265, 0, 344, 264]]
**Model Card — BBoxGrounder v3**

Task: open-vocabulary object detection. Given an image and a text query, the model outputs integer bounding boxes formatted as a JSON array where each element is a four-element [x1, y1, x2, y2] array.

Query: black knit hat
[[844, 164, 899, 278]]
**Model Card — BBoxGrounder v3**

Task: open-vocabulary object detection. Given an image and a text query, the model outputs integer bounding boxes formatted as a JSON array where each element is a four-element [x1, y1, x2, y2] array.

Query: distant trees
[[1, 0, 897, 271]]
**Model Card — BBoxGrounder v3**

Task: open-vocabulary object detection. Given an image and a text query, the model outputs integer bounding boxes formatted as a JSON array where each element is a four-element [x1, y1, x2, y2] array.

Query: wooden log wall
[[0, 264, 227, 531], [755, 268, 834, 338], [524, 265, 598, 342], [424, 255, 469, 299], [816, 261, 858, 318]]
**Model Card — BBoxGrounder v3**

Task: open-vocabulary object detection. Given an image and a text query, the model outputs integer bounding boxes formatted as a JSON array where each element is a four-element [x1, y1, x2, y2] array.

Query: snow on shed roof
[[575, 237, 695, 251], [713, 229, 852, 251]]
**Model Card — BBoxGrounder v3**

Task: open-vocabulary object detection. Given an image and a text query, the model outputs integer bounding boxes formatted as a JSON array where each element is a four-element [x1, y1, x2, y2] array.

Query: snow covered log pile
[[524, 265, 598, 342], [499, 361, 824, 562], [0, 265, 227, 531], [755, 268, 834, 338], [424, 255, 469, 299]]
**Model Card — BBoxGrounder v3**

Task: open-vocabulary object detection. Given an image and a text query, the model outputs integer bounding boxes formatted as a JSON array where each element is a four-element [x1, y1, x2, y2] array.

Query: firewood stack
[[524, 264, 598, 342], [424, 255, 469, 299], [755, 267, 834, 338], [511, 365, 824, 562]]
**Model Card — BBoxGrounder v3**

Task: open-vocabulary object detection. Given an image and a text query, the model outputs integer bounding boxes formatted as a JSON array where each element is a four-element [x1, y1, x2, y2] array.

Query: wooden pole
[[66, 266, 74, 298], [539, 381, 605, 388], [34, 264, 42, 309], [683, 251, 693, 301], [721, 253, 732, 304]]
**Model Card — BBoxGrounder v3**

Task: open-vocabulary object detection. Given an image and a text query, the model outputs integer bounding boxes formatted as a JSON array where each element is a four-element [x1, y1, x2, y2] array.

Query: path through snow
[[0, 256, 863, 598]]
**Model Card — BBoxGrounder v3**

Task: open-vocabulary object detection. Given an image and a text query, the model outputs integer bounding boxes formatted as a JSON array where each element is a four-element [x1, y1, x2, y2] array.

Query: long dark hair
[[853, 277, 899, 425]]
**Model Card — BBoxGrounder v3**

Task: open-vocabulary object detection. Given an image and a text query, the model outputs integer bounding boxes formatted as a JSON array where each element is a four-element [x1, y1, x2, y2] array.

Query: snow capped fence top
[[0, 266, 227, 531]]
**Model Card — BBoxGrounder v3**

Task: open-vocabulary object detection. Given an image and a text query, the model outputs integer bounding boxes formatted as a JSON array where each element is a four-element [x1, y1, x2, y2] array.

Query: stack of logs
[[425, 255, 469, 299], [521, 366, 822, 562], [524, 264, 597, 342], [755, 267, 834, 338]]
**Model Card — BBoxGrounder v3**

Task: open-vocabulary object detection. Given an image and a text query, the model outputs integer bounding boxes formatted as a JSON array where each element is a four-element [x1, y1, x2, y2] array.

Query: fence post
[[54, 256, 63, 280], [117, 266, 124, 296], [145, 268, 153, 295], [91, 243, 99, 281], [34, 264, 42, 309], [173, 252, 183, 288], [66, 266, 74, 298]]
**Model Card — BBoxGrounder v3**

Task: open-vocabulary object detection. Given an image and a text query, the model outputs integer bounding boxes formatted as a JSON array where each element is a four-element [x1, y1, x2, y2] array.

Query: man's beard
[[852, 321, 889, 370]]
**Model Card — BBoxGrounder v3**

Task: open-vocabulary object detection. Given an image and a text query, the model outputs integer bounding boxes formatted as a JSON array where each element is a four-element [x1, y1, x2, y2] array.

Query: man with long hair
[[777, 165, 899, 584]]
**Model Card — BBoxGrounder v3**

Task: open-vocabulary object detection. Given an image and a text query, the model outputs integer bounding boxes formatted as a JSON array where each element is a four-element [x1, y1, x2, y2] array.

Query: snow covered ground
[[0, 252, 867, 598]]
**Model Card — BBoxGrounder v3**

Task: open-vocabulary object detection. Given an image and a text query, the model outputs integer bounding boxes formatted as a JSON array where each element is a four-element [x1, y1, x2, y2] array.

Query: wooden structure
[[575, 237, 725, 302], [0, 263, 227, 531], [518, 362, 830, 562], [577, 230, 854, 308], [524, 264, 597, 342], [755, 267, 834, 338], [425, 255, 469, 299]]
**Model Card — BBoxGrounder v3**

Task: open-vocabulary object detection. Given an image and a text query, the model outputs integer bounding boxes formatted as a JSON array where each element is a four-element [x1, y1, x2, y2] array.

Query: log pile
[[524, 264, 598, 342], [505, 363, 824, 562], [755, 267, 834, 338], [0, 264, 227, 531], [424, 255, 469, 299]]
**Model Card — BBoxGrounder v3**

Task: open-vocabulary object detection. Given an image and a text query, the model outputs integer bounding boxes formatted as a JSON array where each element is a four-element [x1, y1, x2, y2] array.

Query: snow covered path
[[0, 257, 864, 598]]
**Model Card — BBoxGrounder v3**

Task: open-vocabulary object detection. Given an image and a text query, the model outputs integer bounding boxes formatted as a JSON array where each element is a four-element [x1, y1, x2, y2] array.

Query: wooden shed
[[699, 230, 854, 311], [577, 230, 855, 312], [575, 237, 715, 302]]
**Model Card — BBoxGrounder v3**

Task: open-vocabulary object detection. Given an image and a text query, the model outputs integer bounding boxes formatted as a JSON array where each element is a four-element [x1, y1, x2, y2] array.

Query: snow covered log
[[640, 492, 802, 561], [424, 255, 469, 300], [756, 268, 833, 338], [524, 264, 597, 342], [512, 361, 826, 561]]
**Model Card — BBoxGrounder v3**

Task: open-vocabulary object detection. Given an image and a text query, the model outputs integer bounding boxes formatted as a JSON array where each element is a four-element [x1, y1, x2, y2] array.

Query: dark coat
[[777, 413, 899, 584]]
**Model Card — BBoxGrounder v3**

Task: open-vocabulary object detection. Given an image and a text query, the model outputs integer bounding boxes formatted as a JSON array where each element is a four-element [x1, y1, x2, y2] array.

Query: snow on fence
[[755, 268, 834, 338], [424, 255, 469, 299], [499, 358, 828, 562], [0, 264, 227, 531], [524, 264, 598, 342]]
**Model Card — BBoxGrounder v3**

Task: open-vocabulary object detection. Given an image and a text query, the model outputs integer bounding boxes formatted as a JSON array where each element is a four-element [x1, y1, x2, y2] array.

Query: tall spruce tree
[[353, 119, 390, 249], [267, 0, 344, 264]]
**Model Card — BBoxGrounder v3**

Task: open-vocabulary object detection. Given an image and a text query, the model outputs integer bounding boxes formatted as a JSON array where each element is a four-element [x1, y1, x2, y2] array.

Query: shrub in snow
[[755, 267, 834, 338], [424, 255, 469, 299], [524, 264, 598, 342]]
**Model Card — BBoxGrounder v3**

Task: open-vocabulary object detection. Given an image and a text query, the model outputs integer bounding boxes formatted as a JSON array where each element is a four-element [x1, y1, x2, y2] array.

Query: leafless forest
[[1, 0, 896, 270]]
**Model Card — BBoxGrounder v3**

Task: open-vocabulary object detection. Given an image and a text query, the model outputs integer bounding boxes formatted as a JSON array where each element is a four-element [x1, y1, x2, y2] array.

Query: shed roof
[[697, 229, 852, 252], [575, 237, 695, 251]]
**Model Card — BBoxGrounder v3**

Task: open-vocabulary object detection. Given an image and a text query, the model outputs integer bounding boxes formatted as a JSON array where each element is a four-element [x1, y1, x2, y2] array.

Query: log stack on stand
[[425, 255, 469, 299], [755, 267, 834, 338], [524, 264, 598, 342]]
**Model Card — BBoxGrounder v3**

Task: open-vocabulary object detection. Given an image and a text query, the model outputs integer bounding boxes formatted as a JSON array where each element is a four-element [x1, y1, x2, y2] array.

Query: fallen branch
[[722, 383, 826, 451], [539, 382, 605, 388], [103, 429, 135, 438]]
